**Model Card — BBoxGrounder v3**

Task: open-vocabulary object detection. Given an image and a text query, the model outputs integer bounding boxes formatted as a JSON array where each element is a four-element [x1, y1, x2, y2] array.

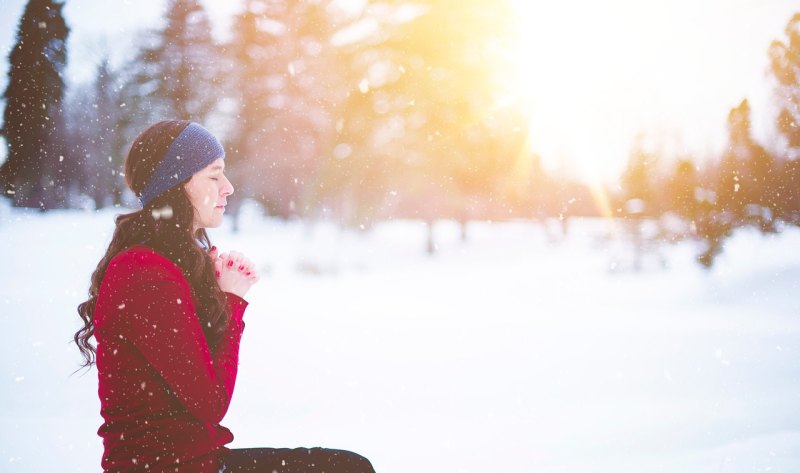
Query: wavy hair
[[74, 120, 231, 369]]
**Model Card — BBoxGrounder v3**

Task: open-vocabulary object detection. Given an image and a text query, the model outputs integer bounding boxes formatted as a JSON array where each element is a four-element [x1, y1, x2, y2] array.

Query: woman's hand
[[208, 246, 260, 299]]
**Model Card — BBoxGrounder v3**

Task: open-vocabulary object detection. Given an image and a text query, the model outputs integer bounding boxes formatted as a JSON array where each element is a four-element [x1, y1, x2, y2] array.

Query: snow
[[1, 205, 800, 472]]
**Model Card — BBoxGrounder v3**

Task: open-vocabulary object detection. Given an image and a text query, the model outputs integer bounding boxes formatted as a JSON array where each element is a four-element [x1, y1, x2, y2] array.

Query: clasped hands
[[208, 246, 260, 298]]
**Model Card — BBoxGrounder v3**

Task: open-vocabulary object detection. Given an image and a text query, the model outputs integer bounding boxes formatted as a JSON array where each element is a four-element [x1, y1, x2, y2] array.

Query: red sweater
[[93, 244, 248, 473]]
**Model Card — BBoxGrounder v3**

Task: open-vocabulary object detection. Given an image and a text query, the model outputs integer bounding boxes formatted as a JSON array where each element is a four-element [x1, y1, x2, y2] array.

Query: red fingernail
[[238, 265, 245, 271], [211, 246, 217, 251], [246, 272, 251, 275], [228, 260, 233, 267], [215, 270, 220, 277]]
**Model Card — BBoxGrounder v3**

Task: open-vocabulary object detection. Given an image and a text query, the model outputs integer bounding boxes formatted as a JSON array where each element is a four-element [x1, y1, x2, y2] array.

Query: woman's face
[[184, 158, 234, 231]]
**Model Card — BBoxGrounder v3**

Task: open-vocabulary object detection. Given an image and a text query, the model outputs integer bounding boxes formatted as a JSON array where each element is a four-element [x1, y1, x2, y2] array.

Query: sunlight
[[506, 0, 656, 183], [588, 180, 615, 220], [504, 0, 744, 183]]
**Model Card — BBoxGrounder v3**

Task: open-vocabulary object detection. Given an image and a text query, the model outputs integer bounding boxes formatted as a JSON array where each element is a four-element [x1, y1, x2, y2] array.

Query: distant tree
[[156, 0, 220, 121], [768, 12, 800, 157], [768, 12, 800, 224], [619, 134, 658, 217], [665, 159, 699, 222], [689, 161, 731, 269], [225, 0, 342, 221], [65, 59, 128, 209], [112, 31, 164, 172], [693, 99, 778, 268], [118, 0, 219, 129], [330, 0, 523, 241], [777, 158, 800, 224], [0, 0, 70, 209], [716, 99, 777, 231], [617, 135, 665, 270]]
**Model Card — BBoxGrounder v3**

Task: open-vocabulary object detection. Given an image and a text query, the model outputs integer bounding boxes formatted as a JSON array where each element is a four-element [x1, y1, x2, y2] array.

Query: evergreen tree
[[768, 12, 800, 224], [619, 134, 657, 217], [777, 158, 800, 224], [0, 0, 69, 209], [716, 99, 776, 230], [70, 59, 127, 208], [158, 0, 219, 121], [226, 0, 342, 220], [768, 13, 800, 157], [665, 159, 699, 222], [120, 0, 219, 126], [331, 0, 523, 233], [94, 60, 130, 207], [222, 0, 272, 224]]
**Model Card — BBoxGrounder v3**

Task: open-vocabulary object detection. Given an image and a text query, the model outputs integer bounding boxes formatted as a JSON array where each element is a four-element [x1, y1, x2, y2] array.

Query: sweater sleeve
[[109, 251, 248, 425]]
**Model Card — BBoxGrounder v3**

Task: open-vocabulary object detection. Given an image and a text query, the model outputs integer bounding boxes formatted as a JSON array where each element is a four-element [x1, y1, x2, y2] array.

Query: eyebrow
[[209, 164, 225, 171]]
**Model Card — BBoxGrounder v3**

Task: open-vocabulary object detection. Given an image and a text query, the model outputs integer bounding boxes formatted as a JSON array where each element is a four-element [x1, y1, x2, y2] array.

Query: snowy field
[[2, 202, 800, 473]]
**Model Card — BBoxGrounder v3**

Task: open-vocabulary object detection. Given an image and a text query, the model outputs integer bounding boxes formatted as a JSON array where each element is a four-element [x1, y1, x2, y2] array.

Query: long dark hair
[[74, 120, 231, 369]]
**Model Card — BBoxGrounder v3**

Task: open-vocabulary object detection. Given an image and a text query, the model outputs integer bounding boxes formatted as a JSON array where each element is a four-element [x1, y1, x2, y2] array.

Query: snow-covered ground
[[2, 203, 799, 473]]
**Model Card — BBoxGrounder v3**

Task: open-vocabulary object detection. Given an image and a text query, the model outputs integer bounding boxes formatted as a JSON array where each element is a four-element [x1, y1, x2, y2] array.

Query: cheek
[[203, 186, 218, 204]]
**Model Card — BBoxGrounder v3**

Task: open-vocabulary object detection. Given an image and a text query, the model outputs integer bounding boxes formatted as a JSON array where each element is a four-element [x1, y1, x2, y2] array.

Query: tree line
[[613, 12, 800, 266], [1, 0, 799, 266]]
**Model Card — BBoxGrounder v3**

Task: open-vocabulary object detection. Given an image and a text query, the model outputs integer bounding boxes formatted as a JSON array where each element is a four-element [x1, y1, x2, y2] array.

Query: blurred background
[[1, 1, 800, 472]]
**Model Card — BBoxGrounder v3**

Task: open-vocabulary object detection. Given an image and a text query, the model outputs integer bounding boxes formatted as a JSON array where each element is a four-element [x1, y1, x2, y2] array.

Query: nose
[[221, 174, 234, 197]]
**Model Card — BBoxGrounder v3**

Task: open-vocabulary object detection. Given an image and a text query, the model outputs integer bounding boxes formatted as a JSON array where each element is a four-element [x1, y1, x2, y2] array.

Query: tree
[[768, 13, 800, 157], [225, 0, 342, 221], [330, 0, 525, 238], [768, 12, 800, 224], [619, 134, 658, 218], [665, 159, 699, 222], [118, 0, 219, 129], [716, 99, 776, 230], [156, 0, 220, 121], [777, 158, 800, 224], [64, 59, 128, 209], [0, 0, 70, 209]]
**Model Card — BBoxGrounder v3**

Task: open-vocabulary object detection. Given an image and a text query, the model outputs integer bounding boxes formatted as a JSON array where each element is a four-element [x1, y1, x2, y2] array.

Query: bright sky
[[0, 0, 798, 181], [508, 0, 798, 181]]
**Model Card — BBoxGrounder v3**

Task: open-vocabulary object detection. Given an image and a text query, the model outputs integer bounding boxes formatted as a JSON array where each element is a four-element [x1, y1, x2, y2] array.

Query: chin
[[198, 219, 223, 230]]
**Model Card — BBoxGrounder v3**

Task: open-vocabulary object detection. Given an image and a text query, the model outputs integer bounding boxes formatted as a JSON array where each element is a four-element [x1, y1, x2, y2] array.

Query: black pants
[[220, 447, 376, 473]]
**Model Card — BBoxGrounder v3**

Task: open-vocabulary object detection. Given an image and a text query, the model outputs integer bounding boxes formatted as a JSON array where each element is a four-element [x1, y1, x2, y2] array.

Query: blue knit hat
[[138, 122, 225, 208]]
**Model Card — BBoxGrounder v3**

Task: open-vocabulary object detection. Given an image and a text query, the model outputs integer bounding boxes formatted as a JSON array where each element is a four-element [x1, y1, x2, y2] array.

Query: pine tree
[[224, 0, 279, 221], [666, 159, 699, 222], [619, 134, 657, 217], [63, 57, 133, 209], [768, 12, 800, 225], [120, 0, 219, 126], [331, 0, 522, 232], [157, 0, 219, 121], [768, 13, 800, 157], [0, 0, 69, 209], [93, 60, 129, 207], [226, 0, 342, 220], [716, 99, 776, 230]]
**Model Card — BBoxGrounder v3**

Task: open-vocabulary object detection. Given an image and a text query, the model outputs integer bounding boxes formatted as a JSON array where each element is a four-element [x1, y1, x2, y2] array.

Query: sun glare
[[505, 0, 735, 184]]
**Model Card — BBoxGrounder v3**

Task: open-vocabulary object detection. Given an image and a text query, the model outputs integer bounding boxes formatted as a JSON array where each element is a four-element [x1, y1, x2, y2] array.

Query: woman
[[75, 120, 376, 473]]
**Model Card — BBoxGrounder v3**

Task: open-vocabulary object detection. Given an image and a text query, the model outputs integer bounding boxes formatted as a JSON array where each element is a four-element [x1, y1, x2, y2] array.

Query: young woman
[[75, 120, 376, 473]]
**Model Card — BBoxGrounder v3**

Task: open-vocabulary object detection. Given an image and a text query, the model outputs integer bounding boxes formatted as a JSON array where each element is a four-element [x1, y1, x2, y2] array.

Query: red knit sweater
[[93, 244, 248, 473]]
